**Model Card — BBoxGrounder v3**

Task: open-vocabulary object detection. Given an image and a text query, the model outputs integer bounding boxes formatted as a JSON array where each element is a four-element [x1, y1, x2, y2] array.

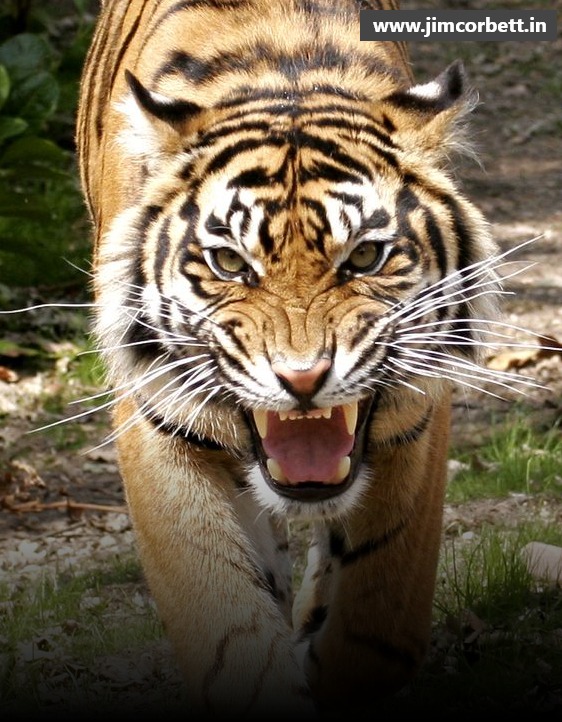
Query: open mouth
[[248, 399, 372, 501]]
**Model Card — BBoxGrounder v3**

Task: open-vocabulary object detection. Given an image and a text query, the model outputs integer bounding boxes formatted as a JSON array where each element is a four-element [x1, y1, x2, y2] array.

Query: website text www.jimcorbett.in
[[360, 9, 557, 41]]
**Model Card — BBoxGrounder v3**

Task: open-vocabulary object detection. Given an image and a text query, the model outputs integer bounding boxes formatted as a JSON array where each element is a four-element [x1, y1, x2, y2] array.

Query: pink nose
[[272, 358, 332, 396]]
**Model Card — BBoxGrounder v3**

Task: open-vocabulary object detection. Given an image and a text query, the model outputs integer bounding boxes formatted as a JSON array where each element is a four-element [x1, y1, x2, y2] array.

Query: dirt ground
[[0, 4, 561, 717]]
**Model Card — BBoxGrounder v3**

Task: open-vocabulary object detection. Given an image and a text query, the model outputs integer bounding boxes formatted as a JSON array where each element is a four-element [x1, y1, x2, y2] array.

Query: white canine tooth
[[267, 458, 287, 482], [343, 401, 358, 435], [252, 410, 268, 439], [335, 456, 351, 482]]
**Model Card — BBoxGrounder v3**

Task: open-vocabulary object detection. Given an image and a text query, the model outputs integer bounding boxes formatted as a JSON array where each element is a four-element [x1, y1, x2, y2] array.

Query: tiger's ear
[[125, 70, 202, 124], [117, 70, 204, 162], [381, 61, 475, 158]]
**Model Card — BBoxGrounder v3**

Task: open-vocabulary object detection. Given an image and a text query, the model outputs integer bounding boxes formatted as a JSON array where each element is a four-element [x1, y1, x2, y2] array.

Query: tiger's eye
[[347, 242, 380, 271], [212, 247, 248, 275]]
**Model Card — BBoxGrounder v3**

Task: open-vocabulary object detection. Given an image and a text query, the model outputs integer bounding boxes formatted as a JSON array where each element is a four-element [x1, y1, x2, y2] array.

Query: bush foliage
[[0, 1, 96, 287]]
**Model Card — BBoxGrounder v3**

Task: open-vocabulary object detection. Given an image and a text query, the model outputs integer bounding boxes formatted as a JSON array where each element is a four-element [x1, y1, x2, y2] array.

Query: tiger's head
[[97, 61, 498, 518]]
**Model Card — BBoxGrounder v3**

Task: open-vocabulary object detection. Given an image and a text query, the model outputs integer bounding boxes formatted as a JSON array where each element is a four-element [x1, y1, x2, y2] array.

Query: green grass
[[437, 523, 562, 625], [0, 555, 159, 655], [447, 418, 562, 503], [380, 521, 562, 713], [0, 555, 165, 711]]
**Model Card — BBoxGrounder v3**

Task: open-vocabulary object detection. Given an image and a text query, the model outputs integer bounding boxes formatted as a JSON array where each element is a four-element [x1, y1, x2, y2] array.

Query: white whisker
[[79, 337, 207, 355], [94, 373, 219, 449], [33, 352, 216, 435], [396, 347, 541, 391], [0, 302, 96, 314], [69, 355, 213, 406], [385, 237, 542, 327], [388, 357, 515, 401], [177, 385, 222, 437]]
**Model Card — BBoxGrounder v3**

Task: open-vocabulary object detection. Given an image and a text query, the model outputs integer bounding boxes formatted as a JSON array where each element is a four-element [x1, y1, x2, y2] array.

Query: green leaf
[[0, 191, 50, 220], [5, 72, 59, 127], [0, 65, 9, 110], [0, 136, 66, 166], [0, 117, 27, 145], [0, 34, 56, 84], [1, 164, 69, 182], [0, 234, 39, 255], [72, 0, 89, 15]]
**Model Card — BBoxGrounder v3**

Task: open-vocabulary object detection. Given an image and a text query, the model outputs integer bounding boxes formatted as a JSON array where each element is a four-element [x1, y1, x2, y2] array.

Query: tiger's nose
[[272, 358, 332, 397]]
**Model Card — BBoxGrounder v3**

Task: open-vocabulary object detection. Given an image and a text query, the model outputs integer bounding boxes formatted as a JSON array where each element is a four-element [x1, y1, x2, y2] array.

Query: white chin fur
[[246, 465, 371, 520]]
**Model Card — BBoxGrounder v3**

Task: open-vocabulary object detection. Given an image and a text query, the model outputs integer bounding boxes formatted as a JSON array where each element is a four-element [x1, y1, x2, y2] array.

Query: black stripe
[[109, 15, 141, 100], [300, 604, 329, 637], [329, 517, 408, 567], [91, 0, 148, 144], [372, 406, 433, 449], [386, 240, 420, 274], [303, 160, 361, 185], [413, 185, 478, 349], [423, 210, 448, 279], [230, 167, 271, 188], [204, 212, 230, 237], [258, 220, 275, 255], [301, 198, 329, 255], [330, 190, 362, 209], [396, 182, 420, 220], [216, 85, 365, 111], [310, 116, 398, 150], [179, 198, 200, 223], [142, 404, 229, 451], [441, 193, 477, 271], [123, 312, 161, 363], [297, 131, 373, 178], [363, 207, 391, 230], [152, 214, 170, 289], [88, 0, 130, 143], [348, 308, 396, 351], [182, 271, 217, 301], [201, 119, 276, 146], [205, 136, 285, 176], [129, 206, 159, 290], [402, 175, 476, 272], [219, 340, 252, 372], [157, 43, 393, 86]]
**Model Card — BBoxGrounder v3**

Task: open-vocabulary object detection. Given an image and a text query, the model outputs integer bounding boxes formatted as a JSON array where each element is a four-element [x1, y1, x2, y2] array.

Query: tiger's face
[[97, 63, 496, 518]]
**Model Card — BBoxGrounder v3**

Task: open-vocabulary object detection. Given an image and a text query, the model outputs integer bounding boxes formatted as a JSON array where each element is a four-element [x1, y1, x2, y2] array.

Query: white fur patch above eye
[[238, 188, 257, 208], [324, 196, 349, 245], [214, 187, 237, 224], [407, 80, 442, 101]]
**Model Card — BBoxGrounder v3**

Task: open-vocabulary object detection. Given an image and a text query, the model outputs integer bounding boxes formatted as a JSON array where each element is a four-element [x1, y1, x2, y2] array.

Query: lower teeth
[[267, 458, 287, 482]]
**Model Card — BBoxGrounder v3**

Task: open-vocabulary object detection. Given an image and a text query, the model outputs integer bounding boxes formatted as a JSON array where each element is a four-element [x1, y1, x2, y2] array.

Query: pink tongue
[[261, 407, 354, 484]]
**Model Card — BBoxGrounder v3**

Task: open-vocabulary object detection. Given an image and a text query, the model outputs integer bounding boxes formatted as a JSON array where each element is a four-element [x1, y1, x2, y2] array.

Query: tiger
[[76, 0, 500, 717]]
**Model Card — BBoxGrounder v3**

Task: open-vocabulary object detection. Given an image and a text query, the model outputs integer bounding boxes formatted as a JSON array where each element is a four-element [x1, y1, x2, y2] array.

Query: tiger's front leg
[[114, 397, 315, 719], [297, 397, 451, 713]]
